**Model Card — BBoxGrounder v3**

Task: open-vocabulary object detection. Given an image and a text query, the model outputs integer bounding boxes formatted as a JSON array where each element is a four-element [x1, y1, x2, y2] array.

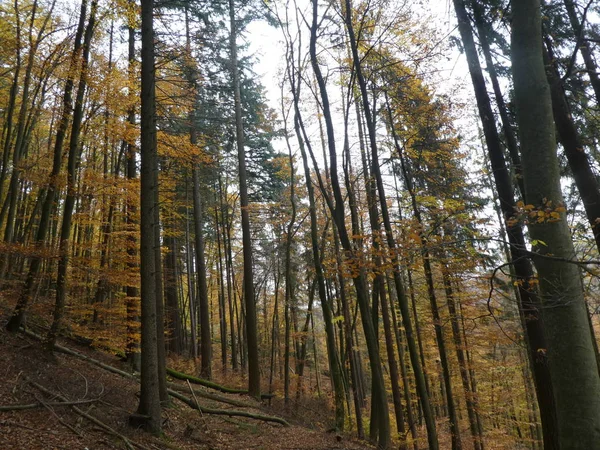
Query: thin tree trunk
[[394, 129, 460, 447], [192, 166, 211, 378], [309, 1, 391, 445], [297, 117, 346, 428], [153, 158, 168, 405], [562, 0, 600, 103], [470, 0, 525, 201], [387, 277, 419, 449], [164, 235, 183, 354], [5, 0, 88, 332], [228, 0, 259, 398], [342, 3, 436, 445], [125, 8, 140, 371], [0, 0, 23, 227], [543, 36, 600, 253], [221, 177, 238, 371], [215, 198, 227, 370], [282, 103, 297, 406], [46, 0, 98, 349], [442, 267, 484, 450]]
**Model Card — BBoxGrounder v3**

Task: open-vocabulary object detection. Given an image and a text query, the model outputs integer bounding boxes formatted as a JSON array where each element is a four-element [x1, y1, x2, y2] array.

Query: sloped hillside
[[0, 326, 370, 450]]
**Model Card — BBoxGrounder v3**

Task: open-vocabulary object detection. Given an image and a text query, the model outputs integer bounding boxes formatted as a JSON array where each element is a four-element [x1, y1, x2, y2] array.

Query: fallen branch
[[166, 368, 247, 394], [20, 329, 287, 425], [166, 381, 254, 409], [37, 394, 83, 438], [186, 380, 209, 432], [21, 329, 136, 380], [0, 419, 36, 430], [26, 378, 148, 450], [166, 368, 275, 399], [0, 398, 97, 411], [168, 389, 289, 426]]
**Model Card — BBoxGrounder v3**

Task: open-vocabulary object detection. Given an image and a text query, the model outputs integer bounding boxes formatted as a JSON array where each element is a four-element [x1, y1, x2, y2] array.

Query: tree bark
[[470, 0, 525, 201], [453, 1, 559, 446], [512, 1, 600, 446], [135, 0, 161, 434], [192, 167, 211, 378]]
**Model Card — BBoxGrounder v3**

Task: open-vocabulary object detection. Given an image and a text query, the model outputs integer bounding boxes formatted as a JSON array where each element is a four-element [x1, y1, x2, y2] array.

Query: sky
[[246, 0, 470, 108]]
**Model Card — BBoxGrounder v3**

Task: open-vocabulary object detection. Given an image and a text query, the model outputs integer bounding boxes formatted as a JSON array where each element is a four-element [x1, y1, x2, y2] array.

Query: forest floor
[[0, 319, 372, 449]]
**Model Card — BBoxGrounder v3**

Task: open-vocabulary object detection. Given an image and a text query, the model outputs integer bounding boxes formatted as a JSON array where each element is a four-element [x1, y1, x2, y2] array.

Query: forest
[[1, 0, 600, 448]]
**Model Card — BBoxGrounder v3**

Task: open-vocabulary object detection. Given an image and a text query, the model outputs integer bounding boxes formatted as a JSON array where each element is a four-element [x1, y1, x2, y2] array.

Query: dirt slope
[[0, 327, 371, 450]]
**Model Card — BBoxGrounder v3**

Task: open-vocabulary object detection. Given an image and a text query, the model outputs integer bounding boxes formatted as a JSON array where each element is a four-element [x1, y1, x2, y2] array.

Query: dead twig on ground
[[36, 394, 84, 438], [26, 378, 149, 450], [0, 398, 98, 411]]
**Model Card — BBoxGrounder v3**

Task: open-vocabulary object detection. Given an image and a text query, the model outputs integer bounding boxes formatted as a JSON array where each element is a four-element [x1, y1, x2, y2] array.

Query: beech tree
[[512, 0, 600, 446]]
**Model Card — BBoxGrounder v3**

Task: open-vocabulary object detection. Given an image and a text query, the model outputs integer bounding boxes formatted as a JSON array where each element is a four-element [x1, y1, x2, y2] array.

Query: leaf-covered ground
[[0, 325, 371, 450]]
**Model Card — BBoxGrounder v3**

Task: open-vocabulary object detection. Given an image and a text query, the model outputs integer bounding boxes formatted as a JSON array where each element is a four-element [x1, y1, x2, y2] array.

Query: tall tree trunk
[[184, 6, 211, 378], [387, 277, 419, 450], [46, 0, 98, 349], [125, 7, 140, 370], [355, 98, 406, 445], [135, 0, 161, 434], [228, 0, 260, 399], [512, 1, 600, 446], [355, 99, 385, 443], [340, 106, 366, 440], [215, 197, 227, 370], [342, 1, 436, 447], [470, 0, 525, 201], [5, 0, 88, 332], [294, 109, 346, 430], [0, 0, 23, 225], [221, 176, 238, 371], [153, 159, 168, 405], [192, 167, 211, 378], [453, 1, 559, 446], [282, 99, 297, 406], [220, 175, 237, 371], [309, 1, 391, 445], [398, 144, 460, 447], [0, 0, 53, 257], [285, 27, 349, 430]]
